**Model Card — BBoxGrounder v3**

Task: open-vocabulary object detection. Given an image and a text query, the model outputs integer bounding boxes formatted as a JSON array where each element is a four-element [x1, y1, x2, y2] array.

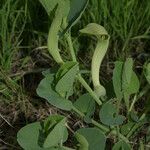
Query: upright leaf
[[99, 101, 125, 126], [122, 58, 140, 110], [43, 118, 68, 148], [113, 61, 124, 100], [61, 0, 89, 36], [77, 128, 106, 150], [55, 62, 78, 98]]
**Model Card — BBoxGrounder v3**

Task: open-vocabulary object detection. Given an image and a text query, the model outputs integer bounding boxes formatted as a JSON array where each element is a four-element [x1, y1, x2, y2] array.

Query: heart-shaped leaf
[[36, 73, 73, 111], [99, 101, 125, 126], [17, 122, 44, 150], [74, 93, 95, 123], [77, 128, 106, 150]]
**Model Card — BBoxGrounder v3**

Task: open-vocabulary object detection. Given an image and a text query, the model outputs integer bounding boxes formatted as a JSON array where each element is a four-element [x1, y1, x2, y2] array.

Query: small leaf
[[77, 128, 106, 150], [112, 140, 131, 150], [36, 73, 73, 111], [55, 62, 78, 98], [99, 101, 125, 126], [75, 133, 89, 150], [74, 93, 95, 123], [113, 61, 124, 100]]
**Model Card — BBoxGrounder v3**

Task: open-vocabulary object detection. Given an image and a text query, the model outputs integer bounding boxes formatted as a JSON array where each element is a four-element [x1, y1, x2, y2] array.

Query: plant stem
[[77, 74, 102, 105], [127, 113, 146, 138], [129, 95, 137, 112], [72, 106, 129, 142], [66, 32, 77, 62], [66, 33, 102, 106]]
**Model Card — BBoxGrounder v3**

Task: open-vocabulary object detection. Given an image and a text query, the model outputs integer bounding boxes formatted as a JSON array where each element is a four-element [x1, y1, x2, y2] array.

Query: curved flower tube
[[80, 23, 110, 97]]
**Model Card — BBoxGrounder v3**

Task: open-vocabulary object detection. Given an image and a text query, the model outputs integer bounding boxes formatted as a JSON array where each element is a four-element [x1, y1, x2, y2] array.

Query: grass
[[0, 0, 150, 149]]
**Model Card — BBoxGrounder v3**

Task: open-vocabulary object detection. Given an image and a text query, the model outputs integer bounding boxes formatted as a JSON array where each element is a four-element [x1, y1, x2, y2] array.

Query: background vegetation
[[0, 0, 150, 149]]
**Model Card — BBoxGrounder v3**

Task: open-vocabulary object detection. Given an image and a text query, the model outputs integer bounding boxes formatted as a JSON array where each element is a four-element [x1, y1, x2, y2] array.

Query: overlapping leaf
[[36, 73, 73, 111], [17, 115, 68, 150]]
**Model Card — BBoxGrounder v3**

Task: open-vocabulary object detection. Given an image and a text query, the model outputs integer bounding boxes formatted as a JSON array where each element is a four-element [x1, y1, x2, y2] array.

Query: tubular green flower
[[80, 23, 110, 97]]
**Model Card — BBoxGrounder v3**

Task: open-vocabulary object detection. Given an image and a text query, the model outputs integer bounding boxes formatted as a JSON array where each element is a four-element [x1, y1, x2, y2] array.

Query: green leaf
[[144, 63, 150, 84], [113, 61, 124, 100], [99, 101, 125, 126], [112, 140, 131, 150], [17, 122, 45, 150], [61, 0, 89, 36], [39, 0, 70, 17], [39, 0, 59, 16], [74, 93, 95, 123], [36, 74, 73, 111], [55, 62, 78, 98], [43, 117, 68, 148], [75, 133, 89, 150], [122, 58, 140, 110], [77, 128, 106, 150]]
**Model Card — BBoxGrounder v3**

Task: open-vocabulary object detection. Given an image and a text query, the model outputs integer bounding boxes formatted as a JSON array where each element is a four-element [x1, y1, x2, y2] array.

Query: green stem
[[72, 106, 129, 143], [77, 74, 102, 105], [127, 113, 146, 138], [66, 32, 77, 62], [129, 95, 137, 112]]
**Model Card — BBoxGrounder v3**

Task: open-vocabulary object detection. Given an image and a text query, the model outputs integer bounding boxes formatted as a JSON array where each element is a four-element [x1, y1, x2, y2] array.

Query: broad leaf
[[113, 61, 123, 100], [74, 93, 95, 123], [61, 0, 89, 36], [55, 62, 78, 98], [77, 128, 106, 150], [17, 122, 45, 150], [112, 140, 131, 150], [36, 74, 73, 111], [99, 101, 125, 126], [75, 133, 89, 150]]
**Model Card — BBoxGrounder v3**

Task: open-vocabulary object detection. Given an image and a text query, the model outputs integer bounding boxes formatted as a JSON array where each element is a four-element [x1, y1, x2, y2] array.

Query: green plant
[[17, 1, 150, 149]]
